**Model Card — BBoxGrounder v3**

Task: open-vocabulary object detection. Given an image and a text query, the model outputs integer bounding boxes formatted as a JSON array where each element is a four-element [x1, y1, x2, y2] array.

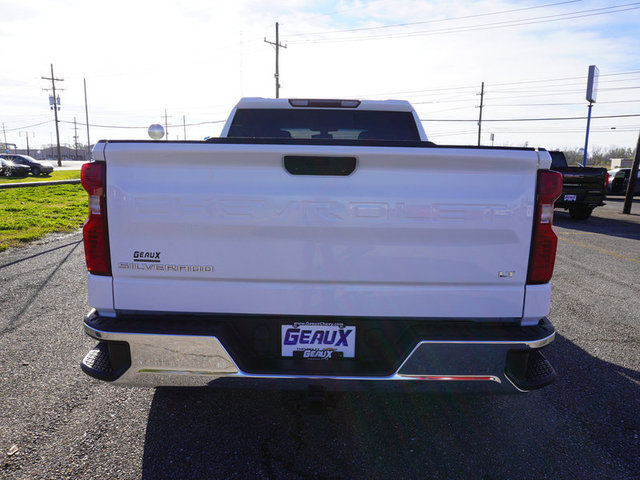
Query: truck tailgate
[[103, 142, 542, 319]]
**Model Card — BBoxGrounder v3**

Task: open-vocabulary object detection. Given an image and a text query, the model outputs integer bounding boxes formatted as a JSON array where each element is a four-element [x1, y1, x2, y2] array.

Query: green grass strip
[[0, 183, 87, 252]]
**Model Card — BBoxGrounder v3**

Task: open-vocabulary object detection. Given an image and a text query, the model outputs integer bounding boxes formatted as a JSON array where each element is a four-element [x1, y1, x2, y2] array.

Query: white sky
[[1, 0, 639, 153]]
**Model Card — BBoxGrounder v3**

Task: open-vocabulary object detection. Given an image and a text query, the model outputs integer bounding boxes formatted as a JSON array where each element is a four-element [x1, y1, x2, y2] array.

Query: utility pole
[[84, 78, 91, 159], [162, 109, 171, 140], [183, 115, 186, 141], [477, 81, 485, 146], [264, 22, 287, 98], [73, 117, 79, 160], [2, 122, 7, 152], [623, 130, 640, 214], [20, 131, 35, 156], [42, 64, 64, 166]]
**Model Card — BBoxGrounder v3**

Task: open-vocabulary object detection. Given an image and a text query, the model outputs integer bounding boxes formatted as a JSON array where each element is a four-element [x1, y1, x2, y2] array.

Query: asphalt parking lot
[[0, 198, 638, 479]]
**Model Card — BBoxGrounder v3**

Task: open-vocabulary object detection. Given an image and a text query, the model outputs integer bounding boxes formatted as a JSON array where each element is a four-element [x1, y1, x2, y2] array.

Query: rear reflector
[[527, 170, 562, 284], [81, 162, 111, 276]]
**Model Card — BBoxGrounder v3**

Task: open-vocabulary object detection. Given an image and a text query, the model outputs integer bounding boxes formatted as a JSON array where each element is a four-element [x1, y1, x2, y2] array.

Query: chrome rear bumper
[[82, 310, 556, 393]]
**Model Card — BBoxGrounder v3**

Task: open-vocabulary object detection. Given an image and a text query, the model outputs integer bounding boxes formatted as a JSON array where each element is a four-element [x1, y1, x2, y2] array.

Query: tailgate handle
[[284, 156, 356, 176]]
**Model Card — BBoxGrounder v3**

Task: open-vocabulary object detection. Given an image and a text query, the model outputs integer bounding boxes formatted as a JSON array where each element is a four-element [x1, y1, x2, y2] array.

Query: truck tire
[[569, 205, 593, 220]]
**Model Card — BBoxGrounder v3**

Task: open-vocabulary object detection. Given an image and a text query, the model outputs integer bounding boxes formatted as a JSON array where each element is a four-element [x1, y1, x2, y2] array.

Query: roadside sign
[[586, 65, 599, 103]]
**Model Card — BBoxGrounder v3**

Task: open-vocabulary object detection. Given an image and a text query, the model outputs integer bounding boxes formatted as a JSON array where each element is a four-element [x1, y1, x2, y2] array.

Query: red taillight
[[604, 172, 610, 190], [527, 170, 562, 284], [81, 162, 111, 276]]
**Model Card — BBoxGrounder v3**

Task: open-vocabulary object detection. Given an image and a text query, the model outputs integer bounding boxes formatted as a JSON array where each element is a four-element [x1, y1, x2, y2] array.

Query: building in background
[[610, 158, 633, 169]]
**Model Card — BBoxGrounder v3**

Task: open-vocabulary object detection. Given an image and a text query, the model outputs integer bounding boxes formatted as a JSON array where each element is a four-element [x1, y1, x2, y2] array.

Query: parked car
[[607, 168, 640, 195], [0, 158, 31, 177], [0, 154, 54, 175]]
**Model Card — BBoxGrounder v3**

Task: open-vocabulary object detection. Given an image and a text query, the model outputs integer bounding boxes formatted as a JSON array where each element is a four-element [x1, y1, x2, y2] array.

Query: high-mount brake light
[[288, 99, 361, 108], [81, 162, 111, 276], [527, 170, 562, 284]]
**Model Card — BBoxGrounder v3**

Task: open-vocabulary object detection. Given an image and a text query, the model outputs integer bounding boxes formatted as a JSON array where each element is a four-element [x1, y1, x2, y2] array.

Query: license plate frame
[[281, 323, 356, 360]]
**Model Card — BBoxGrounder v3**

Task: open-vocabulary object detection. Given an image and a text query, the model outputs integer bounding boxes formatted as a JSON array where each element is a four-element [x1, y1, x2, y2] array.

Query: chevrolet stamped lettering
[[134, 198, 514, 223]]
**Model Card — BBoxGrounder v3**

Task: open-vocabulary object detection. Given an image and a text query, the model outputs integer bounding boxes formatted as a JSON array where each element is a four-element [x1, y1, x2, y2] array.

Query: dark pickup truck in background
[[550, 151, 608, 220]]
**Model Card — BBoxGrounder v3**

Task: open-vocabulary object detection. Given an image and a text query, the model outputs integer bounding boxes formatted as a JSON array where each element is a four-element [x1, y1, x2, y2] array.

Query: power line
[[480, 127, 640, 133], [480, 100, 640, 107], [4, 120, 52, 132], [488, 70, 640, 87], [58, 119, 225, 129], [420, 113, 640, 122], [474, 86, 640, 102], [287, 3, 640, 44], [488, 84, 640, 94], [286, 0, 582, 37], [430, 126, 640, 137], [350, 70, 640, 99], [488, 72, 640, 89]]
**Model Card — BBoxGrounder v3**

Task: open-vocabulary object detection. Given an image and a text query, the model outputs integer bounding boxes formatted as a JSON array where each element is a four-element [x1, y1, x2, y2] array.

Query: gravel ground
[[0, 199, 638, 480]]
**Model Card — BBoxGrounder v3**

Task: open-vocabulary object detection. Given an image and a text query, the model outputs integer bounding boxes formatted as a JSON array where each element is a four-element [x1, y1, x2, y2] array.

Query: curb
[[0, 179, 81, 190]]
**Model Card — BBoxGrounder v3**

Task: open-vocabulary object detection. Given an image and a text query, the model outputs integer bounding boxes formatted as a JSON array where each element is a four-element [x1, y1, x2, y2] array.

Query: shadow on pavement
[[0, 240, 82, 270], [0, 240, 82, 334], [141, 335, 639, 479], [542, 334, 640, 475], [554, 209, 640, 241]]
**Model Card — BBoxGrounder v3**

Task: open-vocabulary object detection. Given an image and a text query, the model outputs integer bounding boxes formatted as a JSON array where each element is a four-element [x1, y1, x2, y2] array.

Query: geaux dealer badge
[[281, 323, 356, 360]]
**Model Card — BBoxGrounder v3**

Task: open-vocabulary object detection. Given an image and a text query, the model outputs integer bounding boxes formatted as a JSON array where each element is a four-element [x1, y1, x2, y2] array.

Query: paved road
[[0, 201, 638, 479], [48, 160, 88, 171]]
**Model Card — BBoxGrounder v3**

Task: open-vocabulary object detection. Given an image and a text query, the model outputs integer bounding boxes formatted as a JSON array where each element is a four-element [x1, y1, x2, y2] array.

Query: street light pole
[[582, 101, 594, 166]]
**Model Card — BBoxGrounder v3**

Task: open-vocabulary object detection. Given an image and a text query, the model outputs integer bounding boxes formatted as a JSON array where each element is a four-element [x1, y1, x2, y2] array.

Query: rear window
[[227, 109, 420, 141]]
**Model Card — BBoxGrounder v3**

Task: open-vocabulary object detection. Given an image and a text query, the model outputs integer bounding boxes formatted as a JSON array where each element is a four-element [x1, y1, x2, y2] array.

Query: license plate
[[564, 194, 577, 201], [281, 323, 356, 360]]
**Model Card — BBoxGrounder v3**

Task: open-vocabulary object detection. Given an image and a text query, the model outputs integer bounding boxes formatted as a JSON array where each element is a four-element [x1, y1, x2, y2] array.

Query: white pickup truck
[[80, 98, 561, 393]]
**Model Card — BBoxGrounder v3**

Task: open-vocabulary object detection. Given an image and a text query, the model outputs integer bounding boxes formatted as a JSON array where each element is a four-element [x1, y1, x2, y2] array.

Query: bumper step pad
[[505, 348, 556, 390], [81, 341, 131, 382]]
